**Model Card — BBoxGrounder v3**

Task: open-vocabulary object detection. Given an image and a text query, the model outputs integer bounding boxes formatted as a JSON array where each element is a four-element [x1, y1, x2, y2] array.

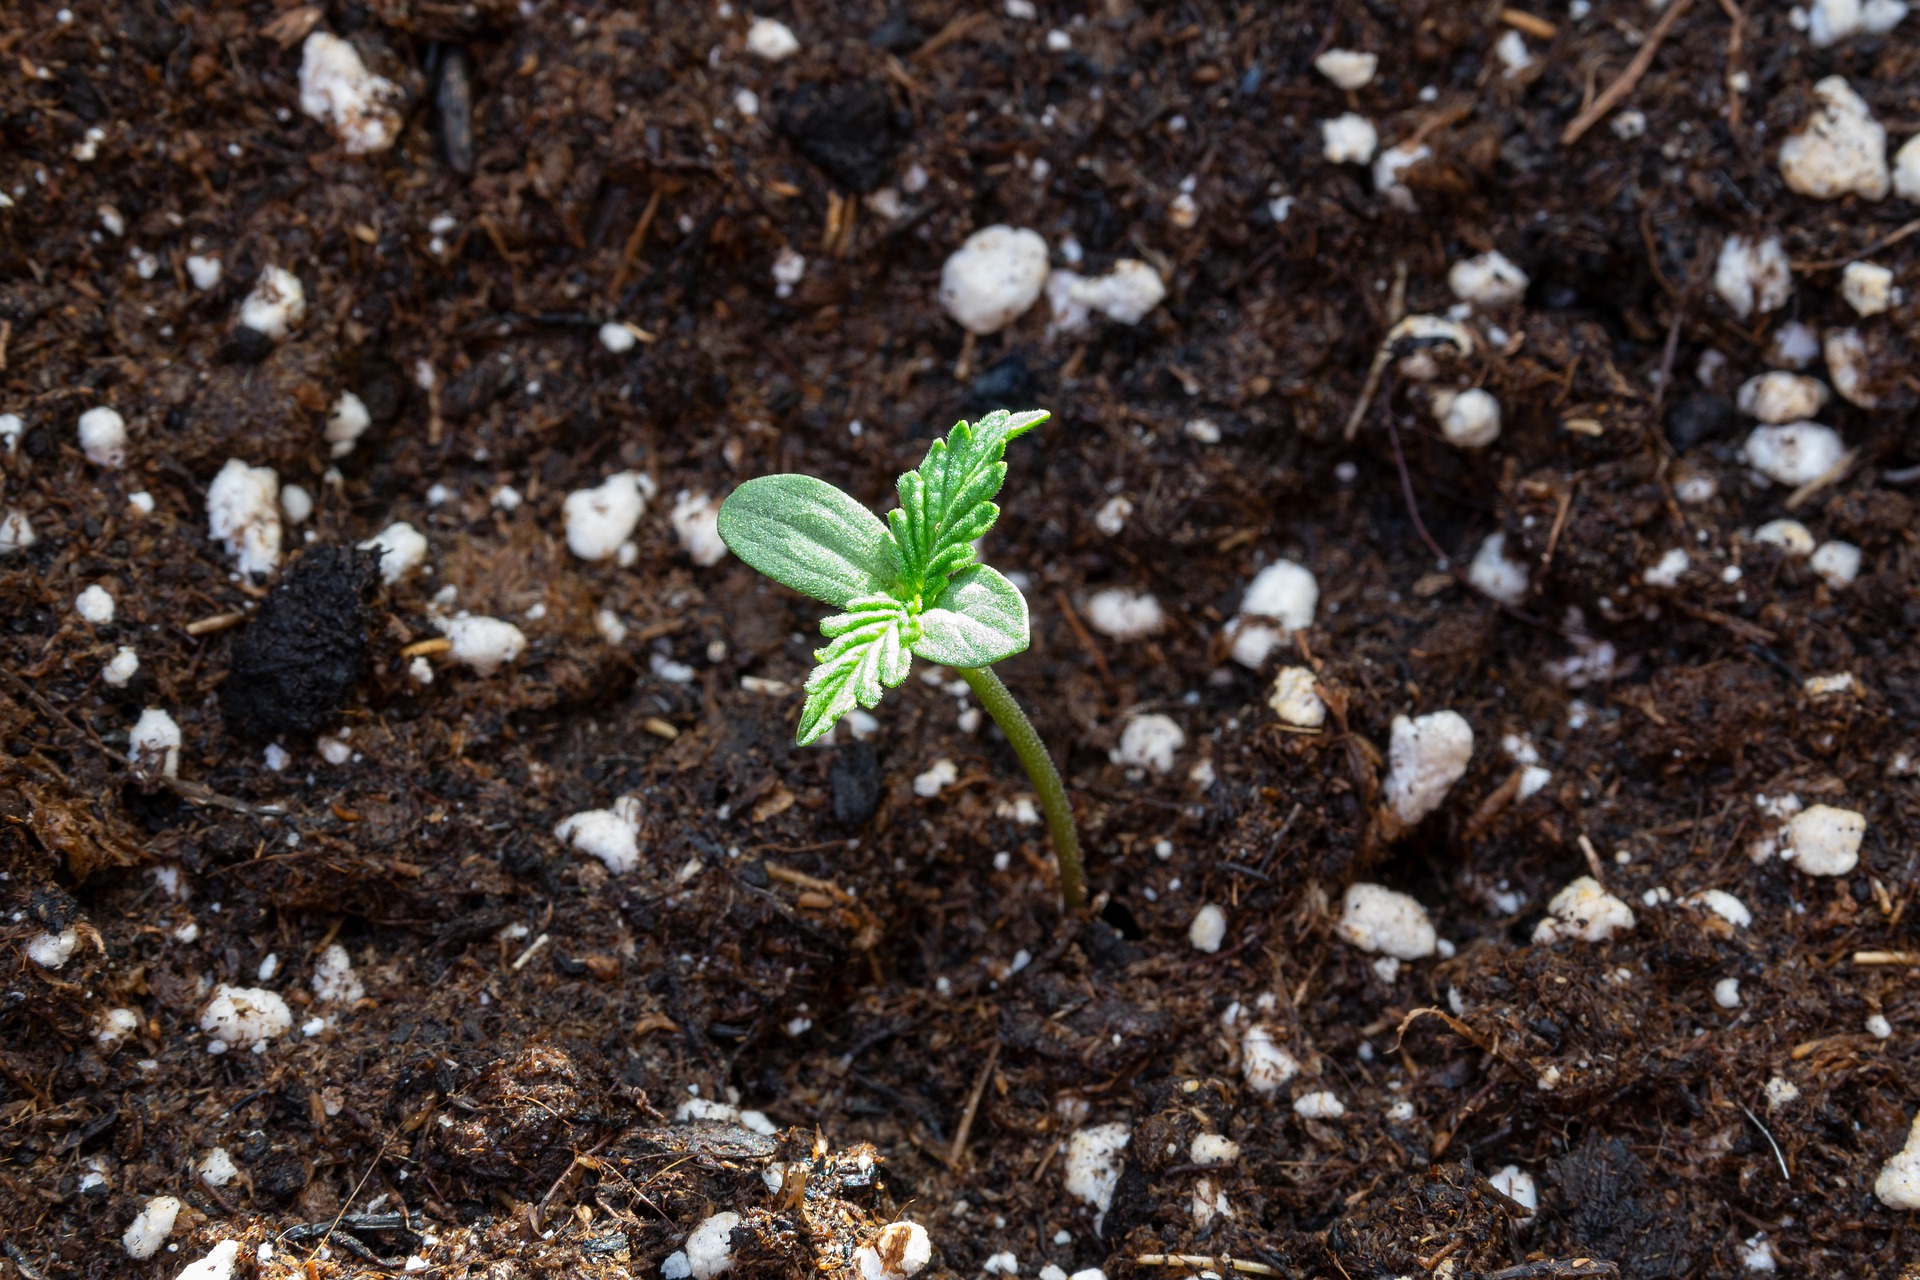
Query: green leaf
[[796, 595, 918, 745], [717, 475, 901, 608], [888, 409, 1050, 602], [911, 564, 1031, 668]]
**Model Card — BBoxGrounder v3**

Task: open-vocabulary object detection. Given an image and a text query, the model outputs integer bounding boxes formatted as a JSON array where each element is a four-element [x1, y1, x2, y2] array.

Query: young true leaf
[[797, 595, 916, 746], [911, 564, 1029, 668], [716, 474, 900, 608], [888, 408, 1050, 602]]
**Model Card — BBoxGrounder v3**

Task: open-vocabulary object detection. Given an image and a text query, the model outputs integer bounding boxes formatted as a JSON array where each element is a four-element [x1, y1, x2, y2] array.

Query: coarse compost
[[2, 4, 1918, 1280]]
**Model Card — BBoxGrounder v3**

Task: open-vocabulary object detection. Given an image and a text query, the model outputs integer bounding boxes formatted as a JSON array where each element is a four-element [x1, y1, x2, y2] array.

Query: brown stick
[[1341, 262, 1408, 441], [1784, 447, 1859, 511], [606, 188, 661, 306], [1560, 0, 1694, 145], [1538, 485, 1574, 582], [1052, 589, 1114, 686], [1500, 8, 1559, 38], [945, 1040, 1000, 1169], [1713, 0, 1746, 136], [1793, 217, 1920, 272]]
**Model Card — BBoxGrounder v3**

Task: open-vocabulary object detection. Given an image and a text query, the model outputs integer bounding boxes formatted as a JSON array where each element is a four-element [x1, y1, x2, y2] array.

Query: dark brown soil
[[3, 3, 1919, 1280]]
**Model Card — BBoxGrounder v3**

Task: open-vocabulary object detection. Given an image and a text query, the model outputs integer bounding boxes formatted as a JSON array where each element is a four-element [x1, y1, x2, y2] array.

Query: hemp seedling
[[717, 409, 1087, 908]]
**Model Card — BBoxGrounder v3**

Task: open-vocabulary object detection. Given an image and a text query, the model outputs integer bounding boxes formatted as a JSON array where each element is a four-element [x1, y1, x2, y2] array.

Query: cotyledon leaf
[[717, 475, 900, 609], [910, 564, 1030, 668]]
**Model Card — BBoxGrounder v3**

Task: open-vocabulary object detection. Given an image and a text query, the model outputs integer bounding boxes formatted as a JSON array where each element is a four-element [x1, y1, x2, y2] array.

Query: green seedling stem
[[957, 664, 1086, 909]]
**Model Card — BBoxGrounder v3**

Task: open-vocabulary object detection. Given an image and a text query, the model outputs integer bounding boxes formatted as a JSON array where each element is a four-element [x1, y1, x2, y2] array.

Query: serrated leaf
[[911, 564, 1031, 668], [889, 409, 1051, 602], [717, 475, 900, 608], [796, 596, 917, 745]]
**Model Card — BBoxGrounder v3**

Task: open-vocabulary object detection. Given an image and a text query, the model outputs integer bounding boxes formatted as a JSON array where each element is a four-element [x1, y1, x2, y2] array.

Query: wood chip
[[1853, 950, 1920, 966], [510, 932, 551, 971], [185, 612, 247, 636], [1135, 1257, 1279, 1276], [765, 860, 853, 903], [1500, 8, 1559, 38], [632, 1012, 678, 1037], [260, 5, 322, 47], [751, 784, 797, 824]]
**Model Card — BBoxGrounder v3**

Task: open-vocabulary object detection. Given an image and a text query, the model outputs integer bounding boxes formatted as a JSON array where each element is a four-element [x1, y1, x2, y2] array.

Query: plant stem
[[958, 665, 1087, 909]]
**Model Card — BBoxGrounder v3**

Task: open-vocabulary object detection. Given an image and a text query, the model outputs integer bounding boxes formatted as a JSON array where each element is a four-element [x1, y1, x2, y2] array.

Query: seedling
[[717, 409, 1087, 908]]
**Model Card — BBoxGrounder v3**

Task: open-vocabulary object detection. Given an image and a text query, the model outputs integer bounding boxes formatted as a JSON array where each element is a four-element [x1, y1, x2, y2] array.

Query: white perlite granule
[[1384, 711, 1473, 824], [1239, 1020, 1301, 1094], [1063, 1122, 1131, 1212], [238, 266, 306, 340], [685, 1211, 743, 1280], [325, 391, 372, 457], [1084, 587, 1165, 641], [1736, 373, 1829, 425], [358, 521, 427, 584], [175, 1241, 242, 1280], [555, 796, 645, 875], [1046, 261, 1168, 329], [1111, 714, 1184, 774], [1320, 113, 1378, 164], [130, 708, 183, 778], [745, 17, 800, 60], [207, 458, 283, 578], [27, 928, 81, 969], [299, 32, 402, 154], [311, 942, 367, 1005], [1267, 667, 1327, 728], [443, 615, 528, 675], [671, 491, 729, 567], [564, 471, 653, 561], [1448, 251, 1529, 307], [1336, 884, 1437, 959], [855, 1223, 932, 1280], [1225, 560, 1319, 668], [1841, 261, 1896, 316], [1313, 50, 1378, 90], [1782, 804, 1865, 876], [1741, 423, 1845, 487], [940, 225, 1050, 334], [1777, 75, 1889, 200], [77, 406, 129, 468], [123, 1196, 183, 1259], [1533, 876, 1634, 943], [1876, 1113, 1920, 1209], [1468, 531, 1529, 605], [1712, 235, 1792, 319], [199, 984, 293, 1048], [1188, 904, 1228, 953], [1432, 388, 1501, 449]]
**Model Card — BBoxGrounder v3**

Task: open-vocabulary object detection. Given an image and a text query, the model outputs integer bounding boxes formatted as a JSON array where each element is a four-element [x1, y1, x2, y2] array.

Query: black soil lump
[[776, 82, 904, 193], [831, 742, 882, 826], [221, 545, 378, 740]]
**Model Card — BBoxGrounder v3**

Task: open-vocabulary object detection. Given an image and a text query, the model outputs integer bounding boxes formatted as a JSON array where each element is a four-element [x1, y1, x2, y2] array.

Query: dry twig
[[1561, 0, 1694, 145], [946, 1041, 1000, 1168], [1135, 1257, 1278, 1276]]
